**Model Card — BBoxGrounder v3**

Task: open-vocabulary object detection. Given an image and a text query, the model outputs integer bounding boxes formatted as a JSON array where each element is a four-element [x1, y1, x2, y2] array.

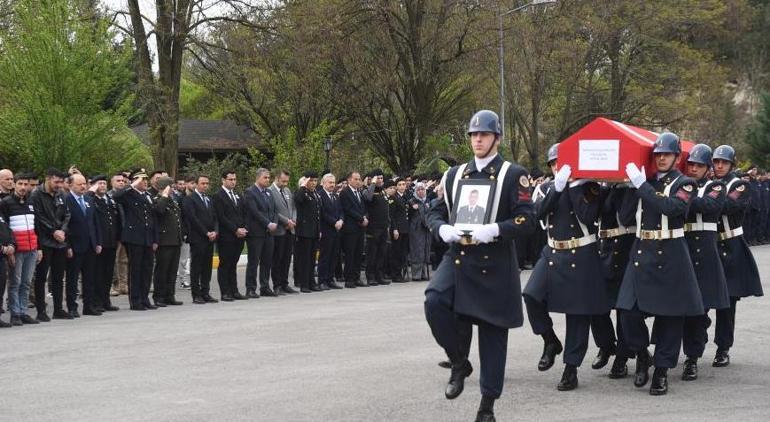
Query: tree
[[746, 92, 770, 168], [0, 0, 151, 175]]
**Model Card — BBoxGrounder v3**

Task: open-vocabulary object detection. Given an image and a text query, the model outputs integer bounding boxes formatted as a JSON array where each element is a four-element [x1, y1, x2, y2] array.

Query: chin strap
[[477, 137, 499, 159]]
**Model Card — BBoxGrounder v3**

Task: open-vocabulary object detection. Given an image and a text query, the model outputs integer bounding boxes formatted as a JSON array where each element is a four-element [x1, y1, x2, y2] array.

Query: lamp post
[[323, 137, 333, 172], [498, 0, 557, 146]]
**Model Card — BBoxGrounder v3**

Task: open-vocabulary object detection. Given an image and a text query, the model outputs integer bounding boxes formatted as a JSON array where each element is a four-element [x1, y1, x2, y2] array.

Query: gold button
[[549, 261, 554, 266], [552, 249, 556, 254], [722, 252, 727, 256], [695, 261, 699, 266], [637, 250, 642, 254], [634, 262, 639, 267], [460, 251, 465, 255], [614, 264, 619, 268], [571, 249, 576, 254], [482, 269, 487, 274], [570, 211, 574, 215], [549, 225, 554, 229], [657, 250, 662, 255], [613, 251, 619, 255], [463, 175, 469, 179], [489, 175, 496, 180], [484, 255, 489, 260], [696, 248, 700, 253], [571, 263, 576, 268], [570, 224, 575, 228], [455, 259, 460, 265], [658, 265, 663, 269], [695, 236, 700, 240], [613, 239, 618, 243]]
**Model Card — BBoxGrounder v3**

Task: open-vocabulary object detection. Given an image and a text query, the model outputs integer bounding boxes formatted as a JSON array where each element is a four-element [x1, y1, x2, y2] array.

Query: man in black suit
[[182, 175, 219, 304], [363, 170, 390, 286], [64, 174, 102, 317], [244, 168, 279, 297], [388, 178, 410, 283], [152, 178, 185, 306], [112, 169, 159, 311], [294, 171, 321, 292], [212, 170, 249, 301], [339, 171, 368, 288], [87, 175, 120, 312], [318, 173, 344, 290]]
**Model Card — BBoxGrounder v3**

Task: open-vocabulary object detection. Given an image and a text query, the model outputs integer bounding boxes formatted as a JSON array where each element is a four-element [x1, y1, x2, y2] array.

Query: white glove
[[625, 163, 646, 188], [471, 223, 499, 244], [553, 165, 571, 192], [439, 224, 462, 243]]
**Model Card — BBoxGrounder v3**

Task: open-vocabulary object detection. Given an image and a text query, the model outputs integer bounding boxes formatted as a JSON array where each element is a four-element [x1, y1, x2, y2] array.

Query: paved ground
[[1, 245, 769, 422]]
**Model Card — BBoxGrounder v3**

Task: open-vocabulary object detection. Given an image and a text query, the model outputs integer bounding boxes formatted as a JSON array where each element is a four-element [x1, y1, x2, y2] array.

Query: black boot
[[591, 347, 615, 370], [557, 364, 578, 391], [650, 367, 668, 395], [538, 330, 563, 371], [634, 349, 651, 388], [713, 349, 730, 367], [475, 395, 496, 422], [608, 355, 629, 379], [682, 357, 698, 381], [445, 360, 473, 400]]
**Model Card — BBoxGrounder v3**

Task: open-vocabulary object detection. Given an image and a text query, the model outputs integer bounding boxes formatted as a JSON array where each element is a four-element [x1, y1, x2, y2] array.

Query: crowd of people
[[0, 164, 449, 326]]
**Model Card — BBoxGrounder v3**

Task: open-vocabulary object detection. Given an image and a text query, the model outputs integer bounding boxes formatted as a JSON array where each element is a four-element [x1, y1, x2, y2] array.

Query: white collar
[[474, 153, 498, 172], [656, 171, 669, 181]]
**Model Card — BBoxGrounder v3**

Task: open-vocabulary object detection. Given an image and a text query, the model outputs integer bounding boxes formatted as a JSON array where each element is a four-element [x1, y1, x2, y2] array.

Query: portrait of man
[[455, 189, 486, 224]]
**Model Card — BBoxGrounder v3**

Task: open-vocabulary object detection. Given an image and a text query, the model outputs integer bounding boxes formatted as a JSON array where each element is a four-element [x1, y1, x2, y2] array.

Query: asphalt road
[[1, 245, 769, 422]]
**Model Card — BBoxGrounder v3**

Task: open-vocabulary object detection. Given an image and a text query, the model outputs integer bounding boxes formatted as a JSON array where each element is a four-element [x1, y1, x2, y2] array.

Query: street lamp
[[323, 137, 333, 172], [498, 0, 557, 146]]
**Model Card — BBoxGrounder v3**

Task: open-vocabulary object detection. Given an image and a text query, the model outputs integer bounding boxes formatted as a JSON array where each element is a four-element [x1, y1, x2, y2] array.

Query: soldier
[[679, 144, 731, 380], [617, 133, 704, 395], [152, 178, 185, 306], [388, 178, 409, 283], [87, 175, 121, 312], [711, 145, 764, 367], [424, 110, 534, 422], [363, 169, 389, 286], [523, 143, 611, 391], [294, 171, 322, 292]]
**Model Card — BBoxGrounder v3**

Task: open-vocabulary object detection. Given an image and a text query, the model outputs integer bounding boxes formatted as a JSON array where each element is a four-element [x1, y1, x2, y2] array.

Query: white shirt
[[474, 153, 498, 172]]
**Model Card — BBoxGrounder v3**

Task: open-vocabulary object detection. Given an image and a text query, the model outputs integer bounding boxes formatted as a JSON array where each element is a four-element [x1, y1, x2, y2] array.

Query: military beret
[[370, 168, 384, 177], [89, 174, 107, 184], [383, 180, 396, 189], [129, 168, 149, 180], [302, 170, 318, 179]]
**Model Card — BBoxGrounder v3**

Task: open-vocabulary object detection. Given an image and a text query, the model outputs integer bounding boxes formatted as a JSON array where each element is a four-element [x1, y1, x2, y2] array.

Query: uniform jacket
[[363, 185, 389, 232], [87, 192, 120, 250], [153, 195, 184, 247], [426, 154, 535, 328], [389, 193, 409, 234], [596, 185, 637, 301], [293, 186, 320, 239], [111, 187, 158, 247], [616, 170, 704, 316], [182, 191, 218, 245], [64, 193, 101, 254]]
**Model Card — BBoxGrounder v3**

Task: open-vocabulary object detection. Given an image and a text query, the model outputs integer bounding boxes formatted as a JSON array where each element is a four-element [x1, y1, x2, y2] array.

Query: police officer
[[363, 169, 390, 286], [152, 178, 185, 306], [523, 143, 611, 391], [711, 145, 764, 367], [680, 144, 731, 381], [87, 175, 121, 312], [617, 133, 704, 395], [424, 110, 534, 422], [388, 178, 409, 283]]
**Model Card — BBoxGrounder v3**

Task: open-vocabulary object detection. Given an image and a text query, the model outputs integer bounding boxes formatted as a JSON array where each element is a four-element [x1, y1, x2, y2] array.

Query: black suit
[[244, 185, 278, 292], [388, 193, 409, 281], [363, 185, 390, 283], [339, 186, 367, 284], [212, 187, 247, 298], [318, 189, 343, 286], [153, 195, 184, 303], [293, 187, 320, 289], [64, 193, 102, 313], [182, 191, 218, 300], [88, 192, 120, 310]]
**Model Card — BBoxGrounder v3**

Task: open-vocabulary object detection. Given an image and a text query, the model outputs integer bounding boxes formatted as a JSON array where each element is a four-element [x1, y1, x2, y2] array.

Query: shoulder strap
[[488, 161, 511, 223], [695, 180, 713, 226], [721, 177, 740, 232], [441, 163, 467, 212]]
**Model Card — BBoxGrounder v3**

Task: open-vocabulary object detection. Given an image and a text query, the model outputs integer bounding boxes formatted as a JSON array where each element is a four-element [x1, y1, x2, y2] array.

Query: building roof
[[131, 119, 261, 152]]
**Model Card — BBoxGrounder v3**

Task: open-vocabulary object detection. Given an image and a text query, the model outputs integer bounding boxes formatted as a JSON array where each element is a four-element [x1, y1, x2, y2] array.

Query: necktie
[[229, 190, 237, 206], [78, 196, 86, 214], [354, 190, 361, 203], [202, 194, 209, 208], [279, 188, 289, 207]]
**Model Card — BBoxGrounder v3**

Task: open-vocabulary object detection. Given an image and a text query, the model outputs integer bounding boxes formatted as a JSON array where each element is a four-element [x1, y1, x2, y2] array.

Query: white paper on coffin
[[578, 140, 620, 171]]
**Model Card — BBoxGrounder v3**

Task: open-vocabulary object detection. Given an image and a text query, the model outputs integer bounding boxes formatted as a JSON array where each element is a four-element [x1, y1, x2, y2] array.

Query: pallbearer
[[424, 110, 534, 422]]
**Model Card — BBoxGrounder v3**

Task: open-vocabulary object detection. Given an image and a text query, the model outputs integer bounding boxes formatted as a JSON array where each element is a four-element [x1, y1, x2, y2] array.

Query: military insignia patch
[[519, 175, 530, 188], [682, 184, 693, 192], [656, 192, 666, 197], [514, 216, 526, 225], [712, 185, 722, 192], [736, 185, 746, 192]]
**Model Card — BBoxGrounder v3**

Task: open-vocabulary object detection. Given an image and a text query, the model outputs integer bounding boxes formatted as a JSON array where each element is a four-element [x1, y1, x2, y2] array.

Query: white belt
[[637, 228, 685, 240], [684, 222, 718, 232], [719, 226, 743, 240], [547, 234, 597, 250], [599, 226, 636, 239]]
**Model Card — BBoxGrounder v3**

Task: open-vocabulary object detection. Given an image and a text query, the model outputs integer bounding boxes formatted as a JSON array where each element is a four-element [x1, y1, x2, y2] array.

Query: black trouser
[[271, 233, 294, 289], [425, 286, 508, 398], [365, 228, 387, 281], [714, 296, 739, 351], [683, 314, 711, 358], [94, 247, 117, 309], [34, 246, 67, 313], [591, 310, 635, 359], [65, 250, 96, 312], [246, 236, 274, 291], [294, 236, 318, 289], [154, 245, 181, 302], [125, 243, 154, 307], [318, 232, 340, 285], [217, 239, 243, 297], [0, 256, 6, 312], [388, 233, 409, 280], [524, 295, 591, 366], [189, 241, 213, 300], [341, 230, 364, 283], [620, 306, 683, 368]]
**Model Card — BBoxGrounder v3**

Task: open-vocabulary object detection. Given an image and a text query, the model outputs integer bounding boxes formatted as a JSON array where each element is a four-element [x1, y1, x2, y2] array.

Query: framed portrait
[[450, 179, 495, 232]]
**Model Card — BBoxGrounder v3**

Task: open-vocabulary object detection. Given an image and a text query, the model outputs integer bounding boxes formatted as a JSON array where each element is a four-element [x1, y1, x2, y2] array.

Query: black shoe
[[475, 411, 496, 422], [221, 295, 235, 302], [193, 297, 206, 304], [69, 309, 81, 318], [281, 286, 299, 294], [355, 281, 370, 287], [608, 356, 629, 379], [274, 288, 286, 296], [538, 341, 563, 371], [11, 316, 23, 326], [634, 349, 651, 388], [392, 277, 408, 283], [650, 368, 668, 395], [144, 303, 158, 310], [165, 299, 183, 306], [445, 360, 473, 400], [153, 301, 168, 307], [0, 319, 11, 328], [53, 310, 74, 319], [82, 308, 103, 316], [682, 357, 698, 381], [345, 282, 357, 288], [130, 304, 147, 311], [310, 285, 323, 292], [260, 288, 278, 297], [367, 280, 379, 286], [557, 365, 578, 391], [36, 312, 51, 322], [300, 287, 312, 293], [713, 349, 730, 367], [591, 347, 615, 370], [203, 295, 219, 303], [378, 279, 391, 285], [20, 314, 40, 324], [327, 281, 343, 289], [103, 305, 120, 311], [319, 283, 330, 291], [246, 290, 260, 299], [233, 292, 248, 300], [438, 360, 452, 369]]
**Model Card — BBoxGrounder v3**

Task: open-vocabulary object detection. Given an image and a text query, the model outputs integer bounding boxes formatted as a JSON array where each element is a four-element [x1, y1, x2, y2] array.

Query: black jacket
[[339, 186, 367, 235], [212, 187, 247, 242], [29, 186, 70, 249], [294, 186, 320, 239], [389, 193, 409, 234], [319, 189, 343, 238], [182, 191, 217, 245], [363, 185, 389, 231], [87, 192, 121, 249], [64, 193, 101, 254], [154, 195, 184, 246], [112, 187, 158, 247], [243, 185, 277, 238]]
